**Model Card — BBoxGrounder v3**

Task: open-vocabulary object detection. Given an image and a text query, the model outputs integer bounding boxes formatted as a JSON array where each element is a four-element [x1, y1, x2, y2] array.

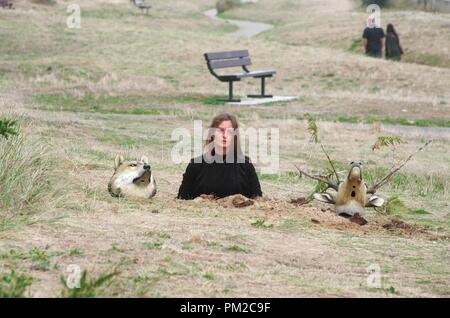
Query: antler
[[294, 164, 339, 191], [367, 140, 432, 194]]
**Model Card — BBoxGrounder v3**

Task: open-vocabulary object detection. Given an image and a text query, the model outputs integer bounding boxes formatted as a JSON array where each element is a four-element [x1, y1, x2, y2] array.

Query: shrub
[[361, 0, 390, 8], [216, 0, 241, 13]]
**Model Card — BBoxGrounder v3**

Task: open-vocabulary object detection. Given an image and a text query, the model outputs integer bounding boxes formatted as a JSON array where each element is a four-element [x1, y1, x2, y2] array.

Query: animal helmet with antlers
[[295, 140, 431, 217]]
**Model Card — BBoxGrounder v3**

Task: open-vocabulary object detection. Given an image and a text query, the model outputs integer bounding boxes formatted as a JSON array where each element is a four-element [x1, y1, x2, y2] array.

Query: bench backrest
[[204, 50, 252, 69]]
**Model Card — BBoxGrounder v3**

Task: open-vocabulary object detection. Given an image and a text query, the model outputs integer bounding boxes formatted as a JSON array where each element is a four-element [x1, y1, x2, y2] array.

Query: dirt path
[[342, 123, 450, 140], [204, 8, 273, 38]]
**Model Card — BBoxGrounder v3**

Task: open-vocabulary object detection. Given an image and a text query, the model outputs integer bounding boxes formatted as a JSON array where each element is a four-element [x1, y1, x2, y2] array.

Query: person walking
[[385, 23, 404, 61], [362, 17, 385, 58]]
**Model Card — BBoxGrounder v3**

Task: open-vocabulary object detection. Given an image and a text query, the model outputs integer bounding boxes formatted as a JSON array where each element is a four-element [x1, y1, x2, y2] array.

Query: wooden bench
[[204, 50, 276, 102], [0, 0, 13, 9], [131, 0, 151, 14]]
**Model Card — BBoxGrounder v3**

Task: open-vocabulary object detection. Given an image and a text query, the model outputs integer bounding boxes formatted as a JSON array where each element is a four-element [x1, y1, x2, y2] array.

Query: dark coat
[[385, 32, 403, 60]]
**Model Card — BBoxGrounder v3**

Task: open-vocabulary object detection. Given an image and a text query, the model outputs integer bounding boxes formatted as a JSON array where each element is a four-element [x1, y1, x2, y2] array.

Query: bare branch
[[320, 143, 340, 184], [294, 164, 339, 191], [367, 140, 432, 194]]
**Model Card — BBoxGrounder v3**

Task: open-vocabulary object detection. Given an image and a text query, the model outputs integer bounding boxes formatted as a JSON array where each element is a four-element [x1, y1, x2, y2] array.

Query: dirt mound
[[193, 195, 445, 241], [193, 194, 255, 208]]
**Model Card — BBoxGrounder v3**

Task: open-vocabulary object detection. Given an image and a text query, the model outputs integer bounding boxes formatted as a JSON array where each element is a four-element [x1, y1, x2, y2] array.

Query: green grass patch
[[29, 247, 49, 262], [407, 209, 432, 215], [384, 196, 410, 215], [35, 93, 146, 108], [60, 270, 120, 298], [251, 218, 274, 228], [110, 245, 126, 253], [278, 218, 311, 231], [416, 279, 446, 285], [156, 268, 181, 276], [222, 23, 239, 33], [364, 168, 447, 199], [118, 256, 138, 267], [31, 0, 56, 5], [257, 171, 301, 184], [143, 231, 171, 239], [36, 94, 175, 116], [96, 131, 141, 147], [0, 249, 27, 262], [403, 51, 450, 69], [382, 197, 437, 229], [206, 241, 223, 248], [68, 249, 82, 256], [223, 262, 248, 271], [181, 242, 194, 250], [366, 285, 398, 295], [28, 247, 51, 271], [292, 114, 450, 129], [35, 93, 225, 113], [0, 118, 18, 139], [143, 242, 163, 250], [0, 270, 33, 298], [132, 275, 151, 283], [350, 37, 363, 52], [225, 245, 250, 253], [81, 7, 138, 19], [203, 273, 215, 280], [372, 118, 450, 128], [157, 95, 226, 106], [337, 116, 450, 128]]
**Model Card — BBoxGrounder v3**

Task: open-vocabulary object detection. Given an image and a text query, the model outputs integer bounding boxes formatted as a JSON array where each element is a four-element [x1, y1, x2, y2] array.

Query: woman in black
[[385, 23, 403, 61], [177, 113, 262, 200]]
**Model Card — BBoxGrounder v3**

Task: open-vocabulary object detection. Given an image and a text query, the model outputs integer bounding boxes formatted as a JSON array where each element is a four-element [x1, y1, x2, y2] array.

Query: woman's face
[[213, 120, 234, 154]]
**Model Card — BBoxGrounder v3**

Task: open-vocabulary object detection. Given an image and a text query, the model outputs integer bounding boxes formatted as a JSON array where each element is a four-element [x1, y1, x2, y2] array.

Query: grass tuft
[[0, 118, 56, 222], [0, 270, 33, 298], [251, 218, 274, 228], [0, 118, 18, 139], [225, 245, 250, 253], [60, 270, 120, 298]]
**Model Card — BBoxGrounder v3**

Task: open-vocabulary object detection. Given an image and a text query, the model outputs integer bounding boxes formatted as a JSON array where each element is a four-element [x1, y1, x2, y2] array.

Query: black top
[[363, 27, 385, 54], [177, 154, 262, 200]]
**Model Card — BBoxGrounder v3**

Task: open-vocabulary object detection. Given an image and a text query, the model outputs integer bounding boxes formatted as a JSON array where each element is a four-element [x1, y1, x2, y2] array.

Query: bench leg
[[248, 77, 273, 99], [226, 81, 241, 103]]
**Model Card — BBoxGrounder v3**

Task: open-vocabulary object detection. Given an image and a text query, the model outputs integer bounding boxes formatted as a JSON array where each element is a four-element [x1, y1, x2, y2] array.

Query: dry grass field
[[0, 0, 449, 297]]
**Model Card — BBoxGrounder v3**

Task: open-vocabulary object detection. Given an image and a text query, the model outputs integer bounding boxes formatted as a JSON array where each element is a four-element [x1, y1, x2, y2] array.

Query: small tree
[[216, 0, 241, 13], [295, 115, 431, 201], [361, 0, 390, 8]]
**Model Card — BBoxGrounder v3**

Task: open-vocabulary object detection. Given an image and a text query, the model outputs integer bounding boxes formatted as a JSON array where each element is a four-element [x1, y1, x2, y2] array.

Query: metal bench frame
[[204, 50, 276, 102], [131, 0, 151, 14]]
